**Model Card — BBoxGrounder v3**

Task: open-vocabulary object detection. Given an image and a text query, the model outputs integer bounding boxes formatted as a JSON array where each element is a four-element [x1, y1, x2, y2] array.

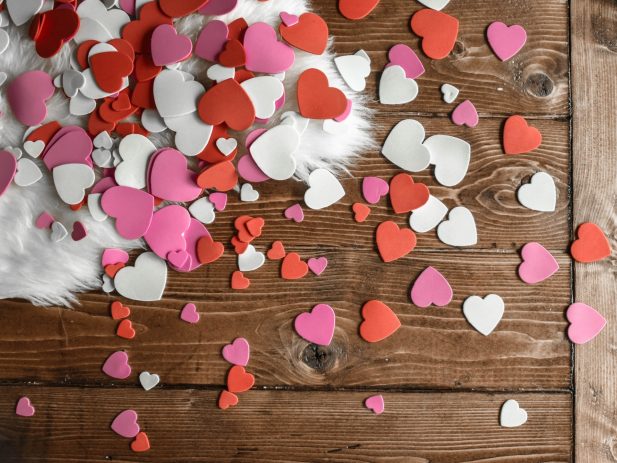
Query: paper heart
[[43, 127, 93, 171], [35, 8, 80, 58], [114, 252, 167, 302], [15, 397, 35, 417], [279, 12, 328, 55], [222, 338, 250, 366], [408, 195, 448, 233], [437, 207, 477, 247], [0, 151, 17, 197], [90, 52, 134, 94], [227, 365, 255, 393], [6, 0, 43, 26], [518, 242, 559, 284], [151, 24, 193, 66], [111, 409, 140, 438], [376, 221, 417, 262], [189, 197, 216, 224], [571, 222, 611, 263], [131, 432, 151, 453], [503, 115, 542, 154], [7, 71, 54, 126], [218, 39, 246, 67], [352, 202, 370, 222], [209, 192, 228, 212], [207, 64, 235, 83], [411, 9, 459, 60], [196, 235, 224, 265], [216, 138, 238, 157], [197, 161, 238, 191], [567, 302, 606, 344], [195, 20, 228, 62], [180, 303, 200, 324], [359, 300, 401, 343], [148, 149, 201, 202], [114, 134, 156, 189], [102, 351, 132, 380], [381, 119, 431, 172], [364, 395, 384, 415], [144, 205, 191, 260], [267, 241, 286, 260], [102, 186, 155, 240], [167, 250, 190, 269], [387, 44, 425, 79], [198, 78, 255, 131], [139, 372, 160, 391], [154, 69, 204, 118], [71, 221, 88, 241], [441, 83, 459, 104], [35, 212, 55, 230], [500, 400, 527, 428], [297, 68, 347, 120], [111, 301, 130, 320], [451, 100, 479, 127], [102, 249, 130, 268], [338, 0, 380, 20], [218, 390, 239, 409], [294, 304, 336, 346], [165, 112, 214, 157], [121, 1, 172, 53], [389, 173, 429, 214], [61, 70, 86, 98], [77, 0, 130, 39], [52, 163, 95, 205], [238, 245, 265, 272], [416, 0, 450, 10], [250, 124, 299, 181], [424, 135, 471, 187], [24, 140, 45, 158], [410, 266, 453, 308], [304, 168, 345, 210], [241, 76, 285, 120], [308, 257, 328, 276], [379, 65, 418, 105], [240, 183, 259, 202], [487, 22, 527, 61], [362, 177, 389, 204], [244, 22, 295, 73], [284, 203, 304, 223], [199, 0, 238, 15], [335, 54, 371, 92], [171, 218, 210, 273], [281, 252, 309, 279], [462, 294, 504, 336], [517, 172, 557, 212], [116, 319, 135, 340], [105, 263, 126, 279], [158, 0, 208, 17], [231, 271, 250, 290]]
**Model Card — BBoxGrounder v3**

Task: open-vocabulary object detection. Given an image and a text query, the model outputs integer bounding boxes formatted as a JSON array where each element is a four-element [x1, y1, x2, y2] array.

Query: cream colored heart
[[14, 158, 42, 187], [424, 135, 471, 187], [52, 163, 95, 204], [238, 245, 265, 272], [188, 197, 216, 224], [93, 130, 112, 149], [6, 0, 43, 26], [304, 168, 345, 210], [207, 64, 235, 83], [334, 53, 371, 92], [154, 70, 204, 118], [500, 399, 528, 428], [62, 69, 86, 98], [23, 140, 45, 158], [441, 83, 459, 104], [240, 183, 259, 202], [437, 206, 477, 247], [250, 124, 299, 181], [164, 112, 213, 157], [382, 119, 431, 172], [379, 65, 418, 105], [50, 221, 68, 242], [114, 252, 167, 302], [517, 172, 556, 212], [139, 371, 160, 391], [241, 76, 284, 120], [115, 134, 156, 189], [462, 294, 504, 336], [92, 148, 113, 168], [216, 138, 237, 156]]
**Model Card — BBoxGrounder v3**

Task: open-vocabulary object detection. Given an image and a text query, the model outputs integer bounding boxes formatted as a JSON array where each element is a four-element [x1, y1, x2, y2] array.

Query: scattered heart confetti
[[15, 397, 35, 417], [376, 221, 417, 262], [222, 338, 250, 366], [227, 365, 255, 393], [218, 390, 239, 409], [571, 222, 611, 263], [131, 431, 151, 453], [139, 372, 160, 391], [503, 115, 542, 154], [294, 304, 336, 346], [180, 303, 200, 324], [359, 300, 401, 343], [364, 394, 384, 415], [111, 409, 140, 438], [451, 100, 479, 127], [411, 9, 459, 60], [267, 241, 286, 260], [567, 302, 606, 344], [518, 242, 559, 284], [462, 294, 505, 336], [116, 319, 136, 340], [500, 399, 527, 428], [281, 252, 309, 280], [102, 351, 132, 379], [307, 257, 328, 276], [352, 202, 371, 223], [410, 266, 453, 308], [487, 22, 527, 61], [517, 172, 557, 212]]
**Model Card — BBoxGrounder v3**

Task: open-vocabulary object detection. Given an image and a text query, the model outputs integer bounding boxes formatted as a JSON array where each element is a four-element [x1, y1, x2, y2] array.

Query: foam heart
[[154, 69, 204, 118], [364, 395, 384, 415], [410, 9, 459, 60], [437, 207, 477, 247], [114, 252, 167, 301], [180, 303, 200, 324], [297, 68, 347, 120], [222, 338, 250, 366], [139, 371, 160, 391], [35, 8, 80, 58], [424, 135, 471, 187], [567, 302, 606, 344], [198, 78, 255, 131], [284, 203, 304, 222], [451, 100, 479, 127], [250, 124, 299, 181], [0, 151, 17, 197], [7, 71, 55, 126], [571, 222, 611, 263], [304, 168, 345, 210], [15, 397, 35, 417], [90, 51, 134, 94], [35, 212, 55, 230], [487, 22, 527, 61], [240, 183, 259, 202], [338, 0, 380, 20], [410, 266, 453, 308], [441, 83, 459, 104], [71, 222, 88, 241], [23, 140, 45, 158], [244, 22, 295, 73], [172, 218, 210, 273], [144, 205, 191, 260], [352, 202, 370, 222], [218, 390, 239, 409], [115, 134, 156, 189], [149, 149, 201, 202], [281, 252, 309, 279], [209, 192, 228, 211], [294, 304, 336, 346], [359, 300, 401, 343], [335, 54, 371, 92], [116, 319, 135, 339], [500, 400, 527, 428], [50, 222, 68, 243], [379, 65, 418, 105], [381, 119, 431, 172], [218, 39, 246, 67], [416, 0, 450, 10], [408, 195, 448, 233], [52, 163, 95, 205], [387, 44, 424, 79], [61, 70, 86, 98], [307, 257, 328, 276], [215, 138, 237, 157], [238, 245, 265, 272], [6, 0, 43, 26], [78, 0, 130, 39], [280, 12, 299, 27], [131, 432, 150, 453], [503, 115, 542, 154], [111, 301, 130, 320], [102, 186, 154, 239], [279, 12, 328, 55], [196, 235, 224, 265], [102, 351, 132, 380], [195, 20, 228, 62], [376, 221, 417, 262], [197, 160, 238, 191], [227, 365, 255, 393], [267, 241, 286, 260], [518, 242, 559, 284], [207, 64, 235, 83], [111, 409, 140, 438], [165, 112, 214, 157], [189, 197, 216, 224], [231, 271, 250, 290], [43, 127, 93, 171], [241, 76, 285, 120], [151, 24, 193, 66], [517, 172, 557, 212], [389, 173, 429, 214], [462, 294, 504, 336]]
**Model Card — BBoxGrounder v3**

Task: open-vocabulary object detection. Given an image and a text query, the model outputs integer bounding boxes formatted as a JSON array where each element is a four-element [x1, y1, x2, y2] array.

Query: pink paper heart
[[451, 100, 479, 128], [518, 242, 559, 284], [102, 351, 132, 380], [151, 24, 193, 66], [35, 211, 55, 229], [199, 0, 237, 15], [118, 0, 135, 15], [144, 205, 191, 260], [208, 192, 228, 211], [222, 337, 250, 366], [284, 203, 304, 223], [410, 266, 453, 308], [246, 128, 267, 148], [487, 22, 527, 61], [91, 176, 117, 195], [101, 186, 155, 240], [244, 22, 295, 74], [364, 395, 384, 415], [180, 303, 200, 324], [307, 257, 328, 276], [15, 397, 35, 417], [42, 126, 93, 170], [111, 409, 140, 438], [387, 44, 425, 79], [195, 20, 228, 62], [334, 99, 352, 122], [0, 150, 17, 197], [171, 218, 210, 273], [71, 221, 88, 241], [102, 248, 130, 267], [294, 304, 336, 346], [567, 303, 606, 345], [280, 12, 299, 27], [148, 149, 202, 202], [362, 177, 389, 204], [167, 250, 190, 269], [237, 155, 270, 183], [7, 70, 55, 126]]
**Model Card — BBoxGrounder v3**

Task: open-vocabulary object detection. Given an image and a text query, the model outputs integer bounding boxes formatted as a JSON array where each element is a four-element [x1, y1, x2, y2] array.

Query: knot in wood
[[525, 72, 554, 98], [592, 15, 617, 52], [451, 40, 465, 57], [301, 343, 336, 372]]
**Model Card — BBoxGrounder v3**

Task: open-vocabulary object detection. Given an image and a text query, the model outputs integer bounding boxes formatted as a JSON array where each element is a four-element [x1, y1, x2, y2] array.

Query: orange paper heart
[[198, 79, 255, 131], [571, 222, 611, 263], [267, 241, 286, 260], [227, 365, 255, 393], [231, 271, 250, 289], [352, 203, 370, 223], [410, 9, 459, 60], [503, 115, 542, 154], [338, 0, 380, 20], [281, 252, 309, 280], [359, 300, 401, 343], [218, 390, 239, 409], [297, 68, 347, 120], [197, 161, 238, 191], [111, 301, 131, 320], [197, 235, 225, 265], [279, 13, 328, 55], [389, 173, 429, 214], [130, 432, 150, 453], [376, 221, 417, 262], [116, 319, 136, 340]]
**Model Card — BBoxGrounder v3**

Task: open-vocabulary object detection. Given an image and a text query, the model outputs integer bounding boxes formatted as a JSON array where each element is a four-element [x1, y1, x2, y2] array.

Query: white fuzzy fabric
[[0, 0, 373, 306]]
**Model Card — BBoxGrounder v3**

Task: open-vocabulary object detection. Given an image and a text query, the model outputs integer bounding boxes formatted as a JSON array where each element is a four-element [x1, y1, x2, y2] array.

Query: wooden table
[[0, 0, 615, 461]]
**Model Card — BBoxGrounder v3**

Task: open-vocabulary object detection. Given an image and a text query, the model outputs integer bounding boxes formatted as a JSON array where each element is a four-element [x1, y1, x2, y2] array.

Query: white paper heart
[[164, 112, 213, 157], [6, 0, 43, 26], [62, 69, 86, 98], [80, 68, 128, 100], [0, 28, 9, 55], [102, 273, 115, 293], [52, 163, 95, 204], [50, 221, 68, 242], [114, 251, 167, 302], [437, 206, 477, 247], [74, 17, 113, 44], [92, 148, 113, 168], [424, 135, 471, 187], [14, 158, 42, 187], [154, 70, 204, 118], [77, 0, 130, 38], [93, 130, 113, 149], [238, 244, 265, 272], [416, 0, 450, 10], [304, 168, 345, 210], [23, 140, 45, 158], [241, 76, 285, 120], [441, 83, 459, 104], [139, 371, 160, 391], [88, 193, 108, 222], [500, 399, 528, 428], [70, 92, 97, 116], [517, 172, 556, 212], [207, 64, 235, 83], [462, 294, 504, 336], [381, 119, 431, 172], [115, 134, 156, 189], [335, 54, 371, 92], [141, 109, 167, 133], [216, 138, 237, 156], [188, 197, 216, 224], [250, 124, 299, 181], [240, 183, 259, 202], [409, 195, 448, 233], [379, 65, 418, 105]]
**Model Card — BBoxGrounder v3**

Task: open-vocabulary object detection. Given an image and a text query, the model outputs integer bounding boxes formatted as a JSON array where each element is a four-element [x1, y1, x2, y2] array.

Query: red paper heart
[[218, 390, 239, 409], [227, 365, 255, 393], [34, 8, 80, 58], [218, 39, 246, 67], [231, 270, 250, 289], [359, 300, 401, 343], [410, 9, 459, 60], [376, 221, 417, 262], [352, 203, 370, 223], [131, 80, 156, 109], [76, 40, 98, 69], [279, 13, 328, 55], [90, 52, 134, 94], [159, 0, 209, 17], [134, 54, 162, 82], [227, 17, 248, 42], [267, 241, 286, 260], [389, 173, 429, 213], [122, 2, 172, 54], [571, 222, 611, 263], [130, 432, 150, 452], [231, 236, 249, 254], [297, 68, 347, 120], [111, 301, 131, 320], [281, 252, 309, 280], [116, 319, 136, 340], [196, 235, 225, 264], [105, 263, 126, 278], [338, 0, 380, 20], [198, 79, 255, 131], [503, 115, 542, 154], [196, 161, 238, 191]]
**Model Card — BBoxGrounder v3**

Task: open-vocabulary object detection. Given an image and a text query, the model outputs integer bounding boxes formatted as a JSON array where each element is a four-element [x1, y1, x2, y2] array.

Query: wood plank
[[0, 387, 572, 462], [314, 0, 569, 116], [0, 250, 570, 389], [571, 0, 617, 461]]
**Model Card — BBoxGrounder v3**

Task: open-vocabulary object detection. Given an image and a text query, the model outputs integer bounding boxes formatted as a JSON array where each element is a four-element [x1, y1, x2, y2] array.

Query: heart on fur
[[503, 115, 542, 154], [154, 69, 204, 118], [335, 53, 371, 92], [34, 8, 80, 58], [227, 365, 255, 393], [250, 124, 298, 181], [571, 222, 611, 263], [376, 221, 416, 262], [90, 52, 134, 94], [284, 204, 304, 223], [359, 300, 401, 342], [144, 205, 191, 260], [197, 235, 225, 264], [304, 168, 345, 210], [281, 252, 309, 279], [0, 151, 17, 197], [297, 68, 347, 120], [294, 304, 336, 346], [244, 22, 295, 73], [222, 338, 250, 366], [151, 24, 193, 66], [410, 9, 459, 60], [102, 351, 132, 380], [199, 0, 238, 15], [52, 163, 95, 205], [487, 22, 527, 61], [197, 161, 238, 191], [15, 397, 35, 417], [195, 20, 228, 62], [389, 173, 429, 214], [148, 149, 202, 202], [338, 0, 380, 20], [7, 70, 55, 126], [279, 12, 328, 55], [462, 294, 504, 336], [71, 221, 88, 241], [131, 432, 150, 452], [198, 78, 255, 130], [410, 266, 453, 308], [158, 0, 208, 17], [567, 302, 606, 344], [6, 0, 43, 26], [111, 409, 140, 438], [379, 65, 418, 105], [43, 126, 93, 171], [381, 119, 431, 172], [114, 252, 167, 302], [241, 76, 285, 120], [121, 1, 172, 53], [216, 39, 244, 68], [518, 242, 559, 284], [101, 186, 155, 240]]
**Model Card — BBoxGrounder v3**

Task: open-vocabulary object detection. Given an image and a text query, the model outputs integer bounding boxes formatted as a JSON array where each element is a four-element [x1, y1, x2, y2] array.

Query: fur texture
[[0, 0, 373, 306]]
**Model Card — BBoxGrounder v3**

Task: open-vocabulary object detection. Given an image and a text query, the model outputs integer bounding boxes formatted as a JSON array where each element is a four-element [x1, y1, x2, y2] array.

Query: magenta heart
[[238, 155, 270, 183], [168, 250, 190, 269], [410, 266, 453, 308], [171, 218, 210, 273], [307, 257, 328, 276], [180, 302, 200, 324], [101, 248, 129, 267], [118, 0, 135, 15], [7, 70, 55, 126], [567, 303, 606, 345], [518, 242, 559, 284], [246, 128, 267, 148], [222, 337, 250, 366], [42, 126, 93, 170], [451, 100, 479, 128], [15, 397, 35, 417], [195, 20, 228, 62], [148, 148, 202, 202], [151, 24, 193, 66], [208, 192, 228, 211], [364, 395, 384, 415], [280, 12, 299, 27], [35, 211, 55, 229], [487, 21, 527, 61], [387, 43, 425, 79], [284, 203, 304, 223], [294, 304, 336, 346], [91, 176, 117, 195], [244, 22, 295, 73], [144, 205, 191, 260], [362, 176, 389, 204], [71, 221, 88, 241], [102, 351, 132, 380], [101, 186, 155, 240], [199, 0, 237, 15], [111, 409, 140, 438], [0, 150, 17, 197]]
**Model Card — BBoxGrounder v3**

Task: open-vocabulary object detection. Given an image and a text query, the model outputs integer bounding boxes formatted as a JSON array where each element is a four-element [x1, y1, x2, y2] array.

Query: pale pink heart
[[35, 211, 55, 229], [567, 303, 606, 345], [334, 99, 352, 122], [144, 205, 191, 260], [7, 70, 55, 126], [222, 337, 250, 366], [518, 242, 559, 284], [246, 128, 267, 148], [387, 44, 425, 79], [280, 12, 299, 27], [151, 24, 193, 66], [364, 395, 384, 415], [180, 303, 200, 324], [208, 192, 228, 211], [167, 250, 190, 269], [111, 409, 140, 438], [284, 203, 304, 223], [0, 150, 17, 197], [102, 351, 132, 380], [486, 22, 527, 61], [410, 266, 453, 308], [171, 218, 210, 273], [15, 397, 35, 417], [91, 176, 117, 195], [101, 186, 155, 240], [308, 257, 328, 276], [294, 304, 336, 346], [118, 0, 135, 15], [148, 148, 202, 202], [451, 100, 479, 128], [199, 0, 237, 15], [243, 22, 295, 74], [42, 127, 93, 170], [102, 248, 130, 267], [362, 177, 389, 204], [71, 221, 88, 241], [195, 20, 228, 62], [238, 155, 270, 182]]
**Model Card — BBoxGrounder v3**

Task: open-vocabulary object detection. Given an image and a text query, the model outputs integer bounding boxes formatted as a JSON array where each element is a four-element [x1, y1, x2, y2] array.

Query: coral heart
[[218, 390, 239, 409], [149, 149, 202, 202], [245, 217, 265, 238], [376, 221, 417, 262], [281, 252, 309, 280], [150, 24, 193, 66], [307, 257, 328, 276], [243, 22, 295, 73], [567, 302, 606, 344], [158, 0, 208, 17], [131, 432, 151, 452], [297, 68, 347, 120], [571, 222, 611, 263], [487, 22, 527, 61], [15, 397, 35, 417], [111, 301, 131, 320], [90, 52, 134, 94], [180, 303, 200, 324], [362, 177, 389, 204], [227, 365, 255, 393], [102, 351, 132, 379], [198, 79, 255, 131], [410, 9, 459, 60], [338, 0, 380, 20], [352, 203, 370, 223], [294, 304, 336, 346], [267, 241, 286, 260], [111, 409, 140, 438], [231, 271, 250, 290], [116, 319, 136, 340], [518, 242, 559, 284], [284, 204, 304, 222], [34, 8, 80, 58], [410, 266, 453, 308], [279, 12, 328, 55], [222, 338, 250, 366], [7, 70, 55, 126], [364, 395, 385, 415], [122, 2, 172, 54], [218, 39, 246, 67], [389, 173, 429, 214], [0, 151, 16, 197], [197, 235, 225, 264], [503, 115, 542, 154], [359, 300, 401, 343], [196, 161, 238, 192]]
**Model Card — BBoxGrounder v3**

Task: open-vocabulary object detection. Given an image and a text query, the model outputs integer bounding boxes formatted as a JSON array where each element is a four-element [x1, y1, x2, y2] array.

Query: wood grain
[[0, 387, 572, 463], [571, 0, 617, 461]]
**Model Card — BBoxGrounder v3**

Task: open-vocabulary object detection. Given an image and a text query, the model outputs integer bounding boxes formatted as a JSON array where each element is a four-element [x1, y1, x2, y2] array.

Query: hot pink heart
[[208, 192, 228, 211], [180, 302, 200, 324], [111, 409, 140, 438], [486, 21, 527, 61], [294, 304, 336, 346], [237, 155, 270, 183], [387, 44, 425, 79], [195, 20, 228, 62], [307, 257, 328, 276], [35, 211, 55, 229], [101, 248, 129, 267], [118, 0, 135, 15], [451, 100, 479, 128], [284, 203, 304, 223], [168, 250, 191, 269], [42, 126, 93, 170], [410, 266, 453, 308], [222, 337, 250, 366], [362, 176, 389, 204], [244, 22, 295, 74], [144, 205, 191, 260], [101, 186, 155, 240], [7, 70, 55, 126], [567, 303, 606, 345], [15, 397, 35, 417], [518, 242, 559, 284], [199, 0, 237, 15], [151, 24, 193, 66], [171, 218, 210, 273], [149, 149, 202, 202], [0, 150, 17, 197], [102, 351, 132, 380], [280, 12, 299, 27], [364, 394, 384, 415]]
